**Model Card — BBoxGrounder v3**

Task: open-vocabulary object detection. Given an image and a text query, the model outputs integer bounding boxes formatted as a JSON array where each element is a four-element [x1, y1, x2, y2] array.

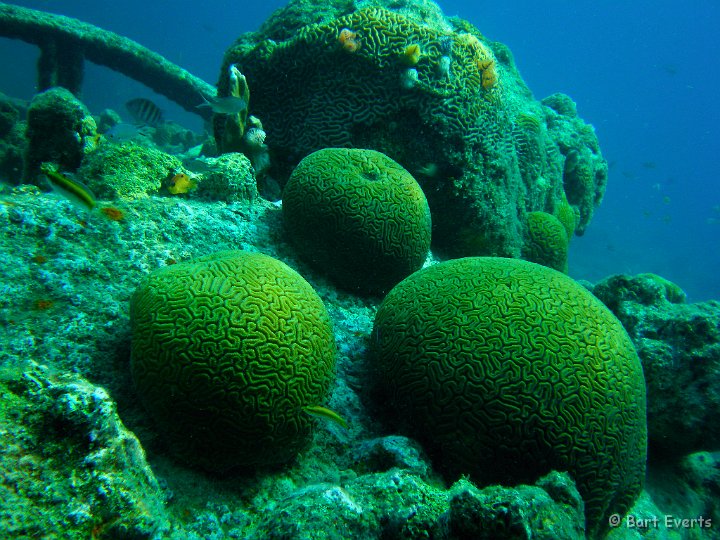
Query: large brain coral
[[371, 257, 647, 538], [130, 250, 337, 472], [282, 148, 431, 295], [218, 0, 606, 259]]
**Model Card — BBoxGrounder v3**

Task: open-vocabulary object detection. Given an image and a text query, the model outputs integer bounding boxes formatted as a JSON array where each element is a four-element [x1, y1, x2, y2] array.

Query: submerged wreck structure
[[0, 2, 214, 118]]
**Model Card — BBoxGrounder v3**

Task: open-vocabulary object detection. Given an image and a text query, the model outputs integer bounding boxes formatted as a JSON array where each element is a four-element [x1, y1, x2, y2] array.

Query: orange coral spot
[[100, 206, 124, 221], [31, 254, 48, 264], [34, 299, 53, 311], [338, 28, 360, 53]]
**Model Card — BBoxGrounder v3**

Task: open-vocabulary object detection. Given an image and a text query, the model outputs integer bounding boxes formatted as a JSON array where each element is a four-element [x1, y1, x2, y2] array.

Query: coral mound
[[130, 250, 337, 472], [219, 0, 607, 258], [371, 257, 647, 538], [282, 148, 431, 295], [521, 210, 569, 272]]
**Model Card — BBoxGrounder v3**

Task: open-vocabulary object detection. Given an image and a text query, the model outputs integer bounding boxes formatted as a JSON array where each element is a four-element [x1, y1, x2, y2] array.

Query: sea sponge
[[130, 250, 337, 472], [521, 211, 569, 272], [282, 148, 431, 295], [371, 257, 647, 539]]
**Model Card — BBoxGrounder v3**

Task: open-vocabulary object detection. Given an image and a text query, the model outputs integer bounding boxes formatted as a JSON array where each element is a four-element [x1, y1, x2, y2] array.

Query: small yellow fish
[[168, 172, 196, 195], [304, 405, 348, 429], [40, 163, 96, 210]]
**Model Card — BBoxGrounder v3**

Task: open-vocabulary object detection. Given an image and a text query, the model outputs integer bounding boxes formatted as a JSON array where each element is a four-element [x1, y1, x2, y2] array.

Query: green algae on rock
[[194, 152, 258, 203], [0, 361, 169, 539], [77, 140, 182, 200], [590, 274, 720, 457], [282, 148, 431, 295], [130, 250, 337, 472], [371, 257, 647, 538]]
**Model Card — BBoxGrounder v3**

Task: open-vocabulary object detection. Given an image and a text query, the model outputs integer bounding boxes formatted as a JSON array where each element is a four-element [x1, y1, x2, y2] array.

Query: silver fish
[[104, 122, 141, 141], [197, 94, 247, 115]]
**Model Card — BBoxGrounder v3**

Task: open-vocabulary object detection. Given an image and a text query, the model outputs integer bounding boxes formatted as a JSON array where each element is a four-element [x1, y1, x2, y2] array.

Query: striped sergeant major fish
[[125, 98, 164, 127]]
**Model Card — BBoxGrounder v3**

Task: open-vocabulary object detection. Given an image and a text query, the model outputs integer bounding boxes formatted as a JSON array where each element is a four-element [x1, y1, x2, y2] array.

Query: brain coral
[[130, 250, 337, 472], [521, 211, 569, 272], [218, 1, 607, 259], [371, 257, 647, 538], [282, 148, 431, 295]]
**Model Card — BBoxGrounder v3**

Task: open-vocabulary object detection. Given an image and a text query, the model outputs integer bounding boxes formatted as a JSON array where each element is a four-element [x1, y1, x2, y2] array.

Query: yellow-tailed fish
[[304, 405, 348, 429], [40, 163, 96, 211]]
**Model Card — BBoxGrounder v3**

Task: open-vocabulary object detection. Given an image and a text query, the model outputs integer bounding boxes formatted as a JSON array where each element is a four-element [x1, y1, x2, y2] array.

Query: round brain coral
[[130, 250, 337, 472], [371, 257, 647, 538], [521, 210, 569, 272], [282, 148, 431, 295]]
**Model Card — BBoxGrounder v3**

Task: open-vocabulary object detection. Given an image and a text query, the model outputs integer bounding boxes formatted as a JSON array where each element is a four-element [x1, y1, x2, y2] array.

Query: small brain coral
[[130, 250, 337, 472], [282, 148, 431, 295], [521, 211, 569, 272], [371, 257, 647, 539]]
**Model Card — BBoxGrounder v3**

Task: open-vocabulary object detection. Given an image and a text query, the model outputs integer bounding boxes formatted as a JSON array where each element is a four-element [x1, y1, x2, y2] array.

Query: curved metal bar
[[0, 2, 215, 120]]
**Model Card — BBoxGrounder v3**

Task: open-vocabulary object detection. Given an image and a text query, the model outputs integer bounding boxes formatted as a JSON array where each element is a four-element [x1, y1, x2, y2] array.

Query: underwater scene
[[0, 0, 718, 538]]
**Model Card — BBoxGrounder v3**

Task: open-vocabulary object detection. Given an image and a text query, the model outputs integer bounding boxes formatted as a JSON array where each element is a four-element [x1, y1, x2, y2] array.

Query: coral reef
[[250, 470, 586, 540], [195, 152, 258, 203], [371, 257, 647, 538], [77, 140, 182, 200], [0, 361, 169, 539], [130, 250, 337, 471], [282, 148, 431, 295], [24, 87, 97, 182], [590, 274, 720, 456], [0, 92, 24, 184], [2, 1, 719, 538], [217, 0, 607, 258], [0, 162, 712, 539], [446, 472, 585, 539]]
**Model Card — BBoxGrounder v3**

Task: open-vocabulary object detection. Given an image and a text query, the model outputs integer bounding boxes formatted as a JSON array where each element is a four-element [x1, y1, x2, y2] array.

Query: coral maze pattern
[[282, 148, 431, 295], [222, 6, 608, 258], [371, 257, 647, 538], [522, 211, 569, 272], [130, 251, 336, 471], [229, 7, 504, 160]]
